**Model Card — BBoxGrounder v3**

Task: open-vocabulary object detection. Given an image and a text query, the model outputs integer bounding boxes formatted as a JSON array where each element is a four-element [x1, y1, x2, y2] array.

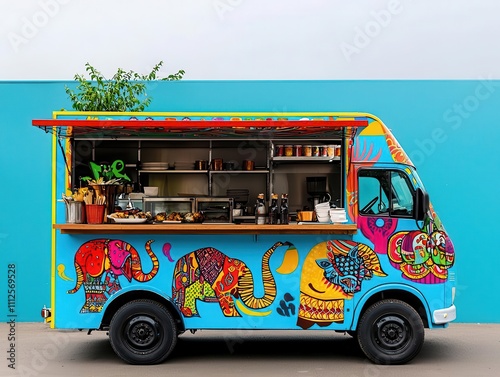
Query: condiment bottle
[[279, 193, 289, 224], [268, 193, 279, 225], [255, 193, 267, 225]]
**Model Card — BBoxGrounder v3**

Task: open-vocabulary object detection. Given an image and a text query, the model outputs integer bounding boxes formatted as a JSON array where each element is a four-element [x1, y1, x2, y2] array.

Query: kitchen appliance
[[196, 197, 234, 223], [306, 177, 330, 208], [142, 197, 195, 217], [116, 197, 144, 210]]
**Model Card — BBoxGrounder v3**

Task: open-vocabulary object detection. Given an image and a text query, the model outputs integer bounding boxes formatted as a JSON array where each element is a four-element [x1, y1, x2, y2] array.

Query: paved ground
[[1, 322, 499, 377]]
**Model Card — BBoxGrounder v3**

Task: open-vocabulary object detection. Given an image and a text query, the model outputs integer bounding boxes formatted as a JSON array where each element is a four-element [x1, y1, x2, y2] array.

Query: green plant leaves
[[65, 61, 184, 112]]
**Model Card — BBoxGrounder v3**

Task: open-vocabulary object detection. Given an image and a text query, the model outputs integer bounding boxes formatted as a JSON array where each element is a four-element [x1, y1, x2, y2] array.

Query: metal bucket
[[65, 201, 84, 224]]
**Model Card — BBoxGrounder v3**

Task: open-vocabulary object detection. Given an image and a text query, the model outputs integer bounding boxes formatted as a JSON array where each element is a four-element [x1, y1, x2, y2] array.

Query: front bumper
[[433, 304, 456, 324]]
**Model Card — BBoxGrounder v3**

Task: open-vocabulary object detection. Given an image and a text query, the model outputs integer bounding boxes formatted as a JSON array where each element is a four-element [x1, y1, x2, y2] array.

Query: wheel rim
[[372, 315, 411, 352], [124, 315, 162, 351]]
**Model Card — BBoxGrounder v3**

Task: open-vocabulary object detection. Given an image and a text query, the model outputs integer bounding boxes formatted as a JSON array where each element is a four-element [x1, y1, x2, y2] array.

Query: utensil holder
[[85, 204, 105, 224], [65, 201, 84, 224], [89, 184, 121, 223]]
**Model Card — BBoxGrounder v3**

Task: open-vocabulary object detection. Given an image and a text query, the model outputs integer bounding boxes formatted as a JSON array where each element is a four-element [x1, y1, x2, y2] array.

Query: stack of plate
[[329, 208, 348, 223], [227, 189, 249, 204], [142, 161, 169, 171], [173, 161, 194, 170]]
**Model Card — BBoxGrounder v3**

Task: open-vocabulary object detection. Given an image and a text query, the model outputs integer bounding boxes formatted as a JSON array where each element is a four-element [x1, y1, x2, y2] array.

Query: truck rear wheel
[[109, 299, 177, 364], [357, 299, 424, 365]]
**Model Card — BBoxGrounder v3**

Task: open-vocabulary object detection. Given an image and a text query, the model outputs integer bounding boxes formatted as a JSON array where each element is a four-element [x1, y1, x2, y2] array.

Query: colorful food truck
[[32, 111, 456, 365]]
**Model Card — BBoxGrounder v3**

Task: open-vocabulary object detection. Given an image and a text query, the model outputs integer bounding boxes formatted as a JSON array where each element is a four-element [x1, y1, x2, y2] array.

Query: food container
[[195, 160, 208, 170], [335, 146, 342, 157], [211, 158, 223, 171], [284, 145, 294, 157], [327, 145, 336, 157], [294, 145, 303, 156], [303, 145, 312, 157], [297, 211, 314, 222], [223, 162, 235, 170], [275, 145, 284, 157], [320, 145, 328, 157], [243, 160, 255, 170], [312, 146, 320, 157]]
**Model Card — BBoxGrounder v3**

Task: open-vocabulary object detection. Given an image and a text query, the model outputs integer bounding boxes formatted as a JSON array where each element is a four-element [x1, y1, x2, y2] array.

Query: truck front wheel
[[357, 299, 424, 365], [109, 299, 177, 364]]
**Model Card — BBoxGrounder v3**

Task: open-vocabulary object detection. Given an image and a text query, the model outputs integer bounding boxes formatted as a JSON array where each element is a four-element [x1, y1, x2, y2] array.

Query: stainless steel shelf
[[139, 170, 208, 173], [210, 170, 269, 174], [272, 156, 340, 162]]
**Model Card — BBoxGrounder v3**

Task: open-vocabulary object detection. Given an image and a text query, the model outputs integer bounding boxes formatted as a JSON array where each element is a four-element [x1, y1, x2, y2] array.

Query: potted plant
[[65, 61, 185, 111]]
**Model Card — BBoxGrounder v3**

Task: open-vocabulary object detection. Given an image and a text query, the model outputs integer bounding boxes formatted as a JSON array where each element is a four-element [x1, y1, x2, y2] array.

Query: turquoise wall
[[1, 80, 499, 322]]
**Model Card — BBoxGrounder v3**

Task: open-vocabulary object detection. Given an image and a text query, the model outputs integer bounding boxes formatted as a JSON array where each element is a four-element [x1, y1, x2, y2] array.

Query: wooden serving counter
[[54, 223, 358, 235]]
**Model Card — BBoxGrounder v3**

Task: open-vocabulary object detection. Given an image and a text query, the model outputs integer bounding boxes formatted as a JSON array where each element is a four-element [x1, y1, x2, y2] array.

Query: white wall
[[1, 0, 499, 80]]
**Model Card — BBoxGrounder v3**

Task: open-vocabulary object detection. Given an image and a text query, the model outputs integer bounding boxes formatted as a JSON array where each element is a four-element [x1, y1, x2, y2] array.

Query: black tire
[[357, 299, 424, 365], [109, 299, 177, 364]]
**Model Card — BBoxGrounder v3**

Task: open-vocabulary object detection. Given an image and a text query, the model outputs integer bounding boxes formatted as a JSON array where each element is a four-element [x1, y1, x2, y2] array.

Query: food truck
[[32, 111, 456, 365]]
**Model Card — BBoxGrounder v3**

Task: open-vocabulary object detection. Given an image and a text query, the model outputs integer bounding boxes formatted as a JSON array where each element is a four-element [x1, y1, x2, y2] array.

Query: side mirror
[[414, 188, 429, 221]]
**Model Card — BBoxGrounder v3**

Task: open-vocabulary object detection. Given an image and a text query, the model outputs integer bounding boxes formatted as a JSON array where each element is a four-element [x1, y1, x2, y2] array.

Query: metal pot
[[195, 160, 208, 170], [211, 158, 223, 171], [243, 160, 255, 170], [223, 162, 235, 171]]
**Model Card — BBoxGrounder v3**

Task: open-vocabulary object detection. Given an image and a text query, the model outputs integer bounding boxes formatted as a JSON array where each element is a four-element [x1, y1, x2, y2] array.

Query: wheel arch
[[100, 289, 185, 333], [350, 285, 431, 331]]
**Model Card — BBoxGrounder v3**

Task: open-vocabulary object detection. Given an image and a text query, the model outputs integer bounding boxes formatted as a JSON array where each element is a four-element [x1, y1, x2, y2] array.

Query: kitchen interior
[[73, 138, 343, 224]]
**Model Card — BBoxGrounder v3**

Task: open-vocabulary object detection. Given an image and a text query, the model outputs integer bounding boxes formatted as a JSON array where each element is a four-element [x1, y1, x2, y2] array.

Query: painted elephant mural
[[68, 239, 160, 313], [172, 241, 292, 317], [297, 239, 386, 329]]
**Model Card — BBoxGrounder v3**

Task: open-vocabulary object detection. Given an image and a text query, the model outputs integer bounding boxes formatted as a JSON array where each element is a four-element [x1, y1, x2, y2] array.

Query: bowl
[[316, 215, 330, 223], [315, 210, 330, 217]]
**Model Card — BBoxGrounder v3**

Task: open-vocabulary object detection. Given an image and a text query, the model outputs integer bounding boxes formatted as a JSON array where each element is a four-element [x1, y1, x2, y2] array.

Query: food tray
[[107, 216, 147, 224]]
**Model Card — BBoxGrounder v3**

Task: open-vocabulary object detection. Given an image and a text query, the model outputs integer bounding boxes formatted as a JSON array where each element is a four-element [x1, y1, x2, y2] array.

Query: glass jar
[[320, 145, 328, 157], [303, 145, 312, 157], [327, 145, 335, 157], [294, 145, 303, 156], [275, 145, 284, 157]]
